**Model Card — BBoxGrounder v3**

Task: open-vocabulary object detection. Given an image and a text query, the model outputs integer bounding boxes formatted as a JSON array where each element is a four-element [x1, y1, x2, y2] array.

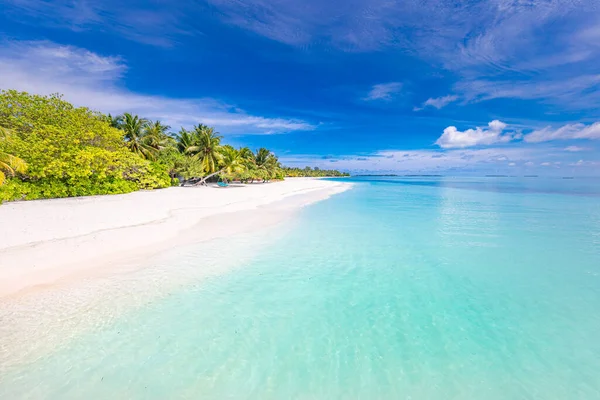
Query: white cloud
[[456, 75, 600, 107], [199, 0, 600, 108], [363, 82, 402, 101], [415, 95, 458, 111], [281, 143, 600, 175], [435, 120, 515, 149], [0, 40, 315, 134], [6, 1, 600, 109], [3, 0, 194, 47], [524, 122, 600, 143], [281, 146, 546, 173], [564, 145, 589, 152]]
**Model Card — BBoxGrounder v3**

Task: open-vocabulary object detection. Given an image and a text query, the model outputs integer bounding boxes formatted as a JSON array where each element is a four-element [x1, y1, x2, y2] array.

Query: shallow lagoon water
[[1, 177, 600, 399]]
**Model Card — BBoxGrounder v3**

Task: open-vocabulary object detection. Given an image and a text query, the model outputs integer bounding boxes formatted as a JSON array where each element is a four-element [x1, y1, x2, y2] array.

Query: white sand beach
[[0, 178, 351, 298]]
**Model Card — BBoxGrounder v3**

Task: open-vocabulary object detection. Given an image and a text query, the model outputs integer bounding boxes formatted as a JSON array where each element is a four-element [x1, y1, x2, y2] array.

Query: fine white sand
[[0, 178, 352, 298]]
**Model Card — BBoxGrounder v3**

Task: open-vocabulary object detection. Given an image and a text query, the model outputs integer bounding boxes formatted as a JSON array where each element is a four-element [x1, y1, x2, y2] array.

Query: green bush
[[0, 90, 169, 201]]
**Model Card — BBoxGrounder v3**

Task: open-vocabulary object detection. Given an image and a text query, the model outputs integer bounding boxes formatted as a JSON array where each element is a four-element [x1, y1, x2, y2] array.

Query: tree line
[[0, 90, 348, 202], [282, 166, 349, 177]]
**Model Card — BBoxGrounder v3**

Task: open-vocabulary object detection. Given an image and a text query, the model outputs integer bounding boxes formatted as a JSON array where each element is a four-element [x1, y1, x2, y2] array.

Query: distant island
[[354, 174, 443, 177]]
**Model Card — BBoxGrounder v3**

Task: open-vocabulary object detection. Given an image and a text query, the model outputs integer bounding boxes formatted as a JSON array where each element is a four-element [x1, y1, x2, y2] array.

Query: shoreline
[[0, 178, 352, 299]]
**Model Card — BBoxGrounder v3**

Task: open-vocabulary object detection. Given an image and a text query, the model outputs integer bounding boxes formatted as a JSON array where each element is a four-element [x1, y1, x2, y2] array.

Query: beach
[[0, 178, 351, 299], [1, 177, 600, 398]]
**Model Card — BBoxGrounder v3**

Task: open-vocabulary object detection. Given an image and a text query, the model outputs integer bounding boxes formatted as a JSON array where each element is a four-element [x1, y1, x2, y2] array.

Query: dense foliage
[[0, 90, 348, 202], [0, 91, 172, 202], [283, 167, 350, 177]]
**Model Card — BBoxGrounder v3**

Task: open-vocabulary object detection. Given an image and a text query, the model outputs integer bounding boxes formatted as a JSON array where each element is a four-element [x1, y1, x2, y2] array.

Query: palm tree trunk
[[195, 169, 224, 186]]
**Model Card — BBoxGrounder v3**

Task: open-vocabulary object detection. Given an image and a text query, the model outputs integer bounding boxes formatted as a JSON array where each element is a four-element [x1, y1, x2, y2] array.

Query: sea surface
[[2, 176, 600, 399]]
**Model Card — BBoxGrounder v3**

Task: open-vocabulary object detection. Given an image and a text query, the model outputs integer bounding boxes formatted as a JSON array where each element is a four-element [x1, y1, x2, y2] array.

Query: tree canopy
[[0, 90, 348, 203]]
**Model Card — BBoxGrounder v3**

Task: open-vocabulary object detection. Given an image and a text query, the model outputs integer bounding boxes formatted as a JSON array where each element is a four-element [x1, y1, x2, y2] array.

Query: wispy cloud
[[0, 40, 315, 134], [204, 0, 408, 51], [455, 75, 600, 107], [525, 122, 600, 143], [435, 120, 517, 149], [2, 0, 195, 47], [363, 82, 402, 101], [200, 0, 600, 109], [564, 146, 590, 152], [414, 95, 458, 111], [281, 145, 569, 174]]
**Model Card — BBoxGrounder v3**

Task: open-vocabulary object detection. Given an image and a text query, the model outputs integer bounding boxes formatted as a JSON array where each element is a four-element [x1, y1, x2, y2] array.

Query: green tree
[[120, 113, 160, 160], [145, 120, 175, 153], [175, 127, 199, 155], [239, 146, 254, 162], [0, 127, 27, 185], [198, 145, 244, 185], [0, 90, 169, 201], [104, 113, 122, 128], [189, 124, 223, 175], [252, 148, 281, 181]]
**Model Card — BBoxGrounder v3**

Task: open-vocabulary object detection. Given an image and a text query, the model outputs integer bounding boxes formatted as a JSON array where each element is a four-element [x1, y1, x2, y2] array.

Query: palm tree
[[197, 145, 243, 185], [254, 148, 272, 169], [120, 113, 158, 160], [144, 120, 173, 150], [145, 120, 170, 137], [105, 113, 122, 129], [253, 148, 281, 181], [0, 127, 27, 185], [239, 146, 254, 162], [175, 128, 198, 155], [188, 124, 223, 175]]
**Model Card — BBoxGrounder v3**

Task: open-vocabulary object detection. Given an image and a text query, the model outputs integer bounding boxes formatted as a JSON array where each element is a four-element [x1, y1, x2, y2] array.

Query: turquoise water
[[2, 177, 600, 399]]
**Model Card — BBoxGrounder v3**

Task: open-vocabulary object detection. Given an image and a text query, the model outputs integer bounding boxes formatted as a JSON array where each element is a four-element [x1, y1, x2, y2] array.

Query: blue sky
[[1, 0, 600, 175]]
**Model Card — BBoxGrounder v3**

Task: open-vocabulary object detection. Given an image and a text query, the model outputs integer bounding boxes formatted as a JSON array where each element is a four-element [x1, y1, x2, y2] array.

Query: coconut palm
[[253, 148, 281, 181], [187, 124, 223, 175], [144, 120, 173, 150], [105, 113, 122, 128], [175, 128, 198, 155], [197, 145, 244, 185], [120, 113, 158, 160], [254, 147, 272, 169], [239, 147, 254, 160], [0, 127, 27, 185], [239, 146, 254, 163], [144, 120, 170, 137]]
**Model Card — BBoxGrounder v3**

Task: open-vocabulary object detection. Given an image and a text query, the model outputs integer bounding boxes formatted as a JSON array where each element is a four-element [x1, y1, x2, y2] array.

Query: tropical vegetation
[[0, 90, 348, 203], [282, 166, 350, 178], [0, 127, 27, 185]]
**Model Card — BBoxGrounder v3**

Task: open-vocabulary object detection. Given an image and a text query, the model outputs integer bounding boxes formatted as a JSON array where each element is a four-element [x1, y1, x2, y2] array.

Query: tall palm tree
[[0, 127, 27, 185], [197, 145, 243, 185], [120, 113, 158, 160], [253, 148, 281, 182], [144, 120, 173, 150], [176, 128, 197, 155], [144, 120, 170, 137], [187, 124, 223, 174], [105, 113, 122, 129], [239, 146, 254, 161], [254, 147, 272, 168]]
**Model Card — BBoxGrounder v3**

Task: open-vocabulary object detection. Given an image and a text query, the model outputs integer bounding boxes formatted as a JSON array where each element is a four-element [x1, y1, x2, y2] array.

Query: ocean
[[2, 176, 600, 399]]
